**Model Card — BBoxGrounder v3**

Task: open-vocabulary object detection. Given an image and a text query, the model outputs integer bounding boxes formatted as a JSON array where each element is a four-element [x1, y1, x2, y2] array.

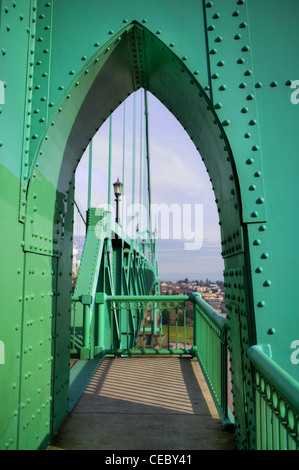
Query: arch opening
[[73, 89, 225, 283], [26, 22, 243, 275], [23, 21, 254, 445]]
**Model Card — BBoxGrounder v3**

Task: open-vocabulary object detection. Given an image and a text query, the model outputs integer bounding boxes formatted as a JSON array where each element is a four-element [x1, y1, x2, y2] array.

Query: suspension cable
[[88, 140, 93, 209], [74, 199, 86, 225], [132, 93, 136, 238], [132, 93, 136, 208], [108, 114, 112, 207], [144, 89, 152, 236], [139, 90, 143, 230], [122, 101, 126, 224], [122, 101, 126, 191]]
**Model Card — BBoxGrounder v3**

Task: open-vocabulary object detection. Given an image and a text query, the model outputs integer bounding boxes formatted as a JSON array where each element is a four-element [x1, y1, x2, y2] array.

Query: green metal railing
[[71, 292, 299, 448], [190, 293, 231, 429], [70, 292, 233, 429], [248, 345, 299, 450], [105, 295, 192, 355]]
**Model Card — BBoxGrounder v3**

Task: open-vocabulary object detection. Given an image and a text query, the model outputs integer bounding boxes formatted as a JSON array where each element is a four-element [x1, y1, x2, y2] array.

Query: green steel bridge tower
[[0, 0, 298, 450]]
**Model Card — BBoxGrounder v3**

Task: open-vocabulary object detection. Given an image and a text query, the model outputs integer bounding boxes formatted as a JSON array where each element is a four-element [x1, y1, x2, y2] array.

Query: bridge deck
[[48, 356, 237, 451]]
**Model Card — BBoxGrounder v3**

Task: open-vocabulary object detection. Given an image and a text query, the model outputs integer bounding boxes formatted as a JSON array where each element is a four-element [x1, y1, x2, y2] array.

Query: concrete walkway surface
[[48, 356, 237, 451]]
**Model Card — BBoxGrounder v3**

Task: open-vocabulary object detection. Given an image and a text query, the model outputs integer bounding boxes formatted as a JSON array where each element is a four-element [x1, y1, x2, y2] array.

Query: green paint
[[0, 0, 299, 450]]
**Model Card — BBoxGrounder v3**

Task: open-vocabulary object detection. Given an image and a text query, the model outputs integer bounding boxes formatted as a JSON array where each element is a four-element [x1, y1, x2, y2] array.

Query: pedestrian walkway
[[48, 357, 237, 450]]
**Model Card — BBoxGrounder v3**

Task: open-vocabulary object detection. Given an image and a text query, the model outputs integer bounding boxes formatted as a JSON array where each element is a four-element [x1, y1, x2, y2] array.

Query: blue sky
[[74, 90, 224, 281]]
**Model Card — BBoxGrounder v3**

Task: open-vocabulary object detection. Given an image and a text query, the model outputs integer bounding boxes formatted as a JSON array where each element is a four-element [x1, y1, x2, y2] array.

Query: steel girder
[[71, 208, 157, 359]]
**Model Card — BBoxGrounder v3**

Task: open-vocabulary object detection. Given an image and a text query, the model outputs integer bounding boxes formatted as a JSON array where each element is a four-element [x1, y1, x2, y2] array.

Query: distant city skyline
[[74, 90, 224, 281]]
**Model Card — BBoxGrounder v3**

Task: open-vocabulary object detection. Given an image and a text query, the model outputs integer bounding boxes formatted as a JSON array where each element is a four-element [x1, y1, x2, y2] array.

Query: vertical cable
[[132, 93, 136, 237], [122, 101, 126, 224], [132, 93, 136, 207], [108, 114, 112, 207], [88, 140, 92, 209], [139, 90, 143, 230], [122, 101, 126, 186], [144, 89, 152, 236]]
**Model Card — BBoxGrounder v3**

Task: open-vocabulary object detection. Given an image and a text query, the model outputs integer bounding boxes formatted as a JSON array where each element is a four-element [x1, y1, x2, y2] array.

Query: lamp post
[[113, 177, 123, 225]]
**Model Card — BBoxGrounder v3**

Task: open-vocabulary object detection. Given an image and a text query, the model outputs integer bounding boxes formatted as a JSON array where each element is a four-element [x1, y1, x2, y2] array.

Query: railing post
[[81, 295, 92, 359], [221, 322, 228, 423], [71, 300, 77, 355], [95, 293, 107, 352], [189, 292, 201, 353]]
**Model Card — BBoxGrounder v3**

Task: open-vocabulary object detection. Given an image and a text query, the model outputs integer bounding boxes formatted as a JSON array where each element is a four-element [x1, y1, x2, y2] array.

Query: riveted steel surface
[[18, 253, 55, 450], [0, 165, 24, 450], [0, 0, 299, 450]]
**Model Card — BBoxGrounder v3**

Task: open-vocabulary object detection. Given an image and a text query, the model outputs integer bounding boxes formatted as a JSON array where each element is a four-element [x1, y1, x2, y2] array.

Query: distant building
[[159, 279, 226, 315]]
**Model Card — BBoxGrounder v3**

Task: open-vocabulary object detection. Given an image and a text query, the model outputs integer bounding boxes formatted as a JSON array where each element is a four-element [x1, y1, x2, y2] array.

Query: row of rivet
[[151, 26, 238, 219], [224, 263, 255, 449], [29, 0, 53, 168], [0, 4, 14, 147], [129, 27, 147, 90], [250, 224, 277, 337], [36, 29, 124, 137], [205, 0, 266, 227], [203, 6, 242, 219], [25, 27, 123, 257], [1, 1, 38, 222], [26, 184, 73, 257], [29, 32, 119, 153], [224, 268, 246, 307], [221, 227, 243, 258]]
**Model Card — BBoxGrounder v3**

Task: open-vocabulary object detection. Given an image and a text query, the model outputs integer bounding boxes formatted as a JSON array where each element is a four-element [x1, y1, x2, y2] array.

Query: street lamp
[[113, 177, 123, 225]]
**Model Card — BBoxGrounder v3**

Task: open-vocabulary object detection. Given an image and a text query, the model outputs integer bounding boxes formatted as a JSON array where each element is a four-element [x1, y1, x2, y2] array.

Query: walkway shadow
[[49, 356, 237, 450], [68, 357, 109, 412]]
